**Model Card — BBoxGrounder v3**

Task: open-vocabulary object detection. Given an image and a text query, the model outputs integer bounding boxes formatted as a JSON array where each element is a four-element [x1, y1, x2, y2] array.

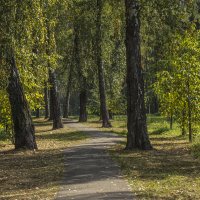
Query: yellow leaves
[[0, 91, 11, 125], [26, 92, 44, 110]]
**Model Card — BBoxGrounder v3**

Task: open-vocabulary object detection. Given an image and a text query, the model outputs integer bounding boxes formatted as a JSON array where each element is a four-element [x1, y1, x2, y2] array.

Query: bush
[[150, 127, 170, 135], [0, 128, 14, 143], [191, 135, 200, 158]]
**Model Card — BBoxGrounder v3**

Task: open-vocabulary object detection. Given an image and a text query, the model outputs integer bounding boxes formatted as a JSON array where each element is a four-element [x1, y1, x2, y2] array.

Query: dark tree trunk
[[63, 67, 72, 119], [44, 83, 49, 119], [152, 95, 159, 113], [73, 25, 88, 123], [7, 55, 37, 150], [109, 110, 113, 120], [170, 113, 173, 130], [63, 89, 71, 118], [125, 0, 152, 150], [96, 0, 111, 128], [188, 102, 192, 142], [79, 89, 87, 122], [181, 108, 186, 136], [187, 79, 192, 142], [49, 70, 63, 129], [48, 88, 53, 121], [36, 108, 40, 118]]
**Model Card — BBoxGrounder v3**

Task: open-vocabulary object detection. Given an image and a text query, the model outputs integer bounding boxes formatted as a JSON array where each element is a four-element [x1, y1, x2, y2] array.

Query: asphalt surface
[[56, 121, 134, 200]]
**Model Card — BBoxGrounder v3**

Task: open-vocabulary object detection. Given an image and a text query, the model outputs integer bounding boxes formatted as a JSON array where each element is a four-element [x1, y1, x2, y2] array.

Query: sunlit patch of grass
[[150, 127, 170, 135], [191, 134, 200, 159], [83, 114, 200, 199], [109, 140, 200, 200], [0, 119, 88, 200]]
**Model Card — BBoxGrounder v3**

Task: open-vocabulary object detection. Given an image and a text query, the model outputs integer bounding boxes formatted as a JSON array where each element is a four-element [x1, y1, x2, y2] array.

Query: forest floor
[[0, 115, 200, 200], [0, 119, 88, 200]]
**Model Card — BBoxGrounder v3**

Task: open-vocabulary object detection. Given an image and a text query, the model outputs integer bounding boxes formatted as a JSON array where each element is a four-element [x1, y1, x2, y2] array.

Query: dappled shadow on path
[[62, 118, 79, 124], [57, 191, 133, 200], [36, 131, 86, 142], [56, 133, 134, 200]]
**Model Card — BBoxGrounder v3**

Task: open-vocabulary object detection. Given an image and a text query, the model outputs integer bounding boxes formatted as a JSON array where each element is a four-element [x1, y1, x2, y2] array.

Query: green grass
[[191, 135, 200, 158], [78, 114, 200, 200], [0, 119, 89, 200], [0, 129, 11, 141], [2, 115, 198, 199]]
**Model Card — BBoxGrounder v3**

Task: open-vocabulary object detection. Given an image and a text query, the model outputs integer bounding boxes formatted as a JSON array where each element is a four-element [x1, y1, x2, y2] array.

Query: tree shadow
[[150, 135, 187, 141], [0, 148, 63, 198], [36, 131, 87, 142], [113, 145, 200, 182], [34, 120, 53, 127], [149, 127, 170, 135], [56, 191, 134, 200]]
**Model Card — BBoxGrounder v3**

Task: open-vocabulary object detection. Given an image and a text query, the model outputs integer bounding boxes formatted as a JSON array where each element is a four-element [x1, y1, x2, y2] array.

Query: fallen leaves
[[0, 119, 88, 200]]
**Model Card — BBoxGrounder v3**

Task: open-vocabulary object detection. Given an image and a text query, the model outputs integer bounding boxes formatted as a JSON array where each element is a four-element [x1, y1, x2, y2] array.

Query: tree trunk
[[152, 95, 159, 114], [73, 25, 88, 123], [63, 89, 71, 118], [7, 55, 37, 150], [109, 110, 113, 120], [188, 102, 192, 142], [48, 88, 53, 120], [79, 89, 87, 122], [125, 0, 152, 150], [170, 113, 173, 130], [44, 83, 49, 119], [49, 70, 63, 129], [187, 79, 192, 142], [36, 108, 40, 118], [63, 67, 72, 118], [96, 0, 111, 128], [181, 108, 186, 136]]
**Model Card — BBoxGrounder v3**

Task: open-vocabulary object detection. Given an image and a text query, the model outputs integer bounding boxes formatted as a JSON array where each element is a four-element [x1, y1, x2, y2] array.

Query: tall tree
[[0, 0, 48, 149], [63, 68, 72, 118], [45, 4, 64, 129], [96, 0, 111, 128], [79, 78, 88, 122], [7, 53, 37, 150], [125, 0, 152, 150], [49, 69, 63, 129], [44, 83, 49, 119], [74, 25, 88, 122]]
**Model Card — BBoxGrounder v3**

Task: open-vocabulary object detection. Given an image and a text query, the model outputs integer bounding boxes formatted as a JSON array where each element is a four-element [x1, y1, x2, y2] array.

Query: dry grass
[[110, 140, 200, 200], [81, 115, 200, 200], [0, 119, 88, 200], [1, 115, 199, 200]]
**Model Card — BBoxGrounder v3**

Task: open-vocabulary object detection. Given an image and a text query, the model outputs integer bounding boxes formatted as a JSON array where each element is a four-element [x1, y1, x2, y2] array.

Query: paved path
[[56, 121, 134, 200]]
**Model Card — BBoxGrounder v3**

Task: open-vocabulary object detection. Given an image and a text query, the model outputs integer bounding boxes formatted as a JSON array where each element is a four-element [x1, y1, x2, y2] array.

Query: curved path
[[56, 121, 134, 200]]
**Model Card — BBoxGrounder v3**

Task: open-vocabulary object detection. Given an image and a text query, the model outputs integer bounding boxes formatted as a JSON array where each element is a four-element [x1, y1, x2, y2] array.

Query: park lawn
[[82, 115, 200, 200], [0, 119, 88, 200]]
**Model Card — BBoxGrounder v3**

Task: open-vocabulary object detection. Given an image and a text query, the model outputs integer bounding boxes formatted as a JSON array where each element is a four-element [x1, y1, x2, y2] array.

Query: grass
[[0, 119, 88, 200], [192, 136, 200, 158], [109, 142, 200, 199], [1, 115, 199, 199], [74, 114, 200, 200]]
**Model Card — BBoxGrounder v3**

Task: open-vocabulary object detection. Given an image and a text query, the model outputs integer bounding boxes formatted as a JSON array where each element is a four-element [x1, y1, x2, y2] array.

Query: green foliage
[[154, 30, 200, 137], [192, 142, 200, 158], [0, 0, 53, 137]]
